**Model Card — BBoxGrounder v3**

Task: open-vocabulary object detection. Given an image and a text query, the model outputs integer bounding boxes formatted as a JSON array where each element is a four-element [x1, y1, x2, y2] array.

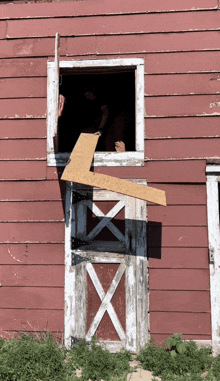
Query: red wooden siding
[[0, 120, 46, 139], [0, 0, 216, 341]]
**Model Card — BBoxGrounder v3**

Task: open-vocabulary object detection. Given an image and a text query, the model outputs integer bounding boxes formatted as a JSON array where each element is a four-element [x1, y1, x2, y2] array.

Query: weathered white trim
[[206, 170, 220, 355], [206, 165, 220, 174], [64, 183, 75, 349], [47, 58, 145, 167]]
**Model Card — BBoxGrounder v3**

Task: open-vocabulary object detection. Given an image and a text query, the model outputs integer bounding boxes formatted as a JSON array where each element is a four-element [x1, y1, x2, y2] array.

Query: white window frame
[[206, 165, 220, 355], [47, 58, 145, 167]]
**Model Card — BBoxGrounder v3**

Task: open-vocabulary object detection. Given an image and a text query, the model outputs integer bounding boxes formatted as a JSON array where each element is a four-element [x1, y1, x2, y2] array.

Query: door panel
[[65, 182, 148, 352]]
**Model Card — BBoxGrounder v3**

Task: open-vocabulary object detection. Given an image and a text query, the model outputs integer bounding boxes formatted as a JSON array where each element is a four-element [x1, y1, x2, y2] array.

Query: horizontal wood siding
[[0, 0, 216, 341]]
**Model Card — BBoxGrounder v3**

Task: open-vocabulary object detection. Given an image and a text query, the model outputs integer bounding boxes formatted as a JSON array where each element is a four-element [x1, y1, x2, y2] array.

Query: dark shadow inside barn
[[58, 69, 136, 153]]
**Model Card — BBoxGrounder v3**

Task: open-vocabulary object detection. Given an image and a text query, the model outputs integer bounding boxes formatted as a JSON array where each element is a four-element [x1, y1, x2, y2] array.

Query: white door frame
[[206, 165, 220, 355]]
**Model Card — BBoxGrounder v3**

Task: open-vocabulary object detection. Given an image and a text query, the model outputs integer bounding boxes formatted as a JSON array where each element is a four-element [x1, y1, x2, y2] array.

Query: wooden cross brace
[[61, 133, 166, 206]]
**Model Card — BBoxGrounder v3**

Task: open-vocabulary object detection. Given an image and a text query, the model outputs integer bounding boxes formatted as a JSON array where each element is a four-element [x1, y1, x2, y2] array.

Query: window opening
[[58, 71, 135, 153], [47, 58, 145, 167]]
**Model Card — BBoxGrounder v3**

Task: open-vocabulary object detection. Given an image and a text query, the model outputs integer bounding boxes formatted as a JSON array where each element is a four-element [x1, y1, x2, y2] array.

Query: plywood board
[[61, 133, 166, 206]]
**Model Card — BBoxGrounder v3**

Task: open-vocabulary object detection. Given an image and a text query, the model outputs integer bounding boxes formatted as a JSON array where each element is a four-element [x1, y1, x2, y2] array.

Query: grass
[[1, 332, 220, 380]]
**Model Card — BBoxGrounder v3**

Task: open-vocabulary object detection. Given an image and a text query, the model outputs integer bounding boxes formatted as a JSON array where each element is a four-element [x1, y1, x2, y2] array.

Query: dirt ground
[[127, 361, 161, 381]]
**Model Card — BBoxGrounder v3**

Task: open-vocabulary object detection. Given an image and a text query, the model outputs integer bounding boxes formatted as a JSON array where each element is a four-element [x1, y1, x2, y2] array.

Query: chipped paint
[[210, 102, 220, 108]]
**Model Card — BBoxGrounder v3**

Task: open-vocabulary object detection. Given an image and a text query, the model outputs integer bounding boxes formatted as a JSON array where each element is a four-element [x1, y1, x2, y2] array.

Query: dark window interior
[[58, 69, 135, 153]]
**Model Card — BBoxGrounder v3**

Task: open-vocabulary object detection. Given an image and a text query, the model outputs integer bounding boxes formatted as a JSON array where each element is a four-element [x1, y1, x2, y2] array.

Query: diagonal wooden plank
[[61, 133, 166, 206], [86, 262, 126, 341], [86, 201, 125, 242]]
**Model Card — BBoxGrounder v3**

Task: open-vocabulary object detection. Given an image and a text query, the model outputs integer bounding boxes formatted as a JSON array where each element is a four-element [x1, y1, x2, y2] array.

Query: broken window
[[47, 59, 145, 166]]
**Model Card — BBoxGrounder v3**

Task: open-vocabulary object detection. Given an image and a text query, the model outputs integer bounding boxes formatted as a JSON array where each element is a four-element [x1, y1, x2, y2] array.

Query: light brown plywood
[[61, 133, 166, 206]]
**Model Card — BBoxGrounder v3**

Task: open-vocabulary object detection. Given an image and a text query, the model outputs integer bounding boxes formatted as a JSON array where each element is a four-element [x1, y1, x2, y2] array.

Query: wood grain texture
[[95, 160, 206, 183], [0, 201, 64, 222], [146, 51, 220, 74], [0, 140, 46, 160], [145, 117, 220, 139], [0, 0, 217, 20], [0, 98, 46, 119], [94, 32, 220, 55], [147, 205, 207, 226], [150, 312, 211, 335], [0, 264, 64, 286], [7, 12, 220, 39], [0, 161, 46, 180], [0, 58, 47, 78], [0, 309, 64, 332], [0, 37, 66, 58], [145, 138, 220, 160], [148, 248, 209, 269], [0, 287, 64, 309], [145, 73, 220, 96], [150, 291, 211, 312], [151, 334, 212, 345], [148, 226, 208, 248], [0, 181, 63, 201], [0, 243, 64, 264], [0, 120, 46, 139], [145, 95, 220, 117], [147, 184, 206, 205], [0, 222, 64, 243], [0, 78, 46, 98], [0, 20, 6, 39], [149, 269, 210, 290]]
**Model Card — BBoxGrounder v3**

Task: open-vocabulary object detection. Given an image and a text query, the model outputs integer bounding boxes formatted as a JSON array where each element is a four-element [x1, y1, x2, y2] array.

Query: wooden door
[[65, 182, 148, 352]]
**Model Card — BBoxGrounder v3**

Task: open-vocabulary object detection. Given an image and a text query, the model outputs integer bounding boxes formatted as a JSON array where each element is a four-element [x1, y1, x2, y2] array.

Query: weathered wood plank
[[0, 78, 46, 98], [150, 291, 211, 312], [90, 51, 220, 74], [151, 334, 211, 345], [0, 119, 46, 139], [147, 184, 206, 205], [148, 226, 208, 247], [0, 287, 63, 309], [0, 309, 64, 332], [0, 161, 46, 180], [145, 95, 220, 117], [150, 312, 211, 335], [149, 269, 210, 290], [0, 222, 64, 243], [0, 98, 46, 119], [0, 139, 46, 160], [0, 201, 64, 222], [145, 138, 220, 160], [95, 160, 206, 183], [145, 73, 220, 96], [0, 37, 66, 59], [0, 264, 64, 286], [147, 205, 207, 226], [0, 243, 64, 264], [125, 196, 137, 351], [145, 117, 220, 139], [95, 32, 220, 55], [7, 12, 220, 39], [0, 58, 47, 78], [46, 166, 63, 180], [148, 248, 209, 269], [0, 0, 217, 20], [0, 181, 63, 201], [0, 20, 6, 39]]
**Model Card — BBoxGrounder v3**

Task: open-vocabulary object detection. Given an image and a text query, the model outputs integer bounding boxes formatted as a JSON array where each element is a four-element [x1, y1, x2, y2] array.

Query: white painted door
[[65, 182, 148, 352]]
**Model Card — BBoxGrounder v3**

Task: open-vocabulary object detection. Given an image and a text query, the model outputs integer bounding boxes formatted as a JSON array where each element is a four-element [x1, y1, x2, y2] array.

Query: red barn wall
[[0, 0, 219, 343]]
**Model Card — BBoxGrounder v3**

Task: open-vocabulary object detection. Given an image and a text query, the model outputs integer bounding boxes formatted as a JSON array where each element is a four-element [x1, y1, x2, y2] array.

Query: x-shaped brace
[[86, 200, 125, 243], [86, 262, 126, 341]]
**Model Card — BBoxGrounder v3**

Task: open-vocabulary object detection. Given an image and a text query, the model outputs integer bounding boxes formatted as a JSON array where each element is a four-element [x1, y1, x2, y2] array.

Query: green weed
[[137, 333, 214, 381]]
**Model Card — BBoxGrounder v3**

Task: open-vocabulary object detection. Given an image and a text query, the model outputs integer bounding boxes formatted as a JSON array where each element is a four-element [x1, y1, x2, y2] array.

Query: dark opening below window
[[58, 71, 136, 153]]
